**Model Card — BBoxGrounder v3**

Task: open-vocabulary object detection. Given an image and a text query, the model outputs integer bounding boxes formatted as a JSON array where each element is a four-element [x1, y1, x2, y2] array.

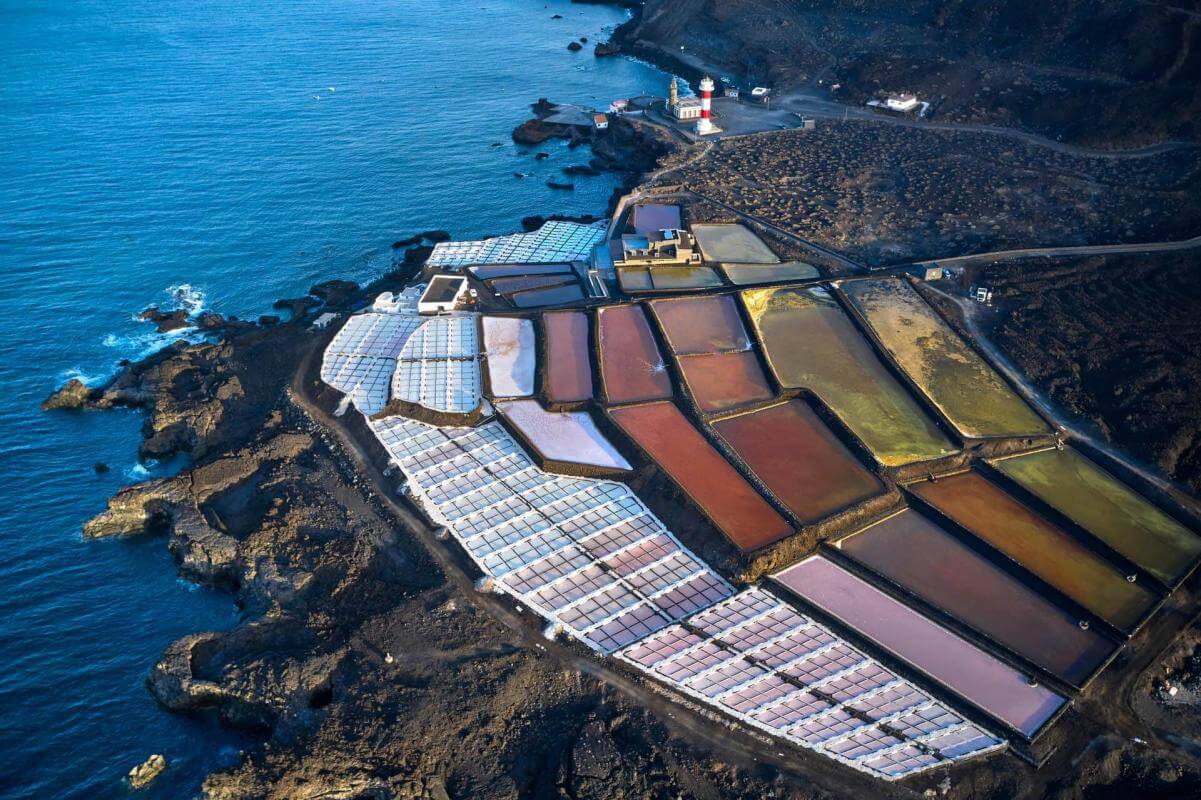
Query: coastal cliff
[[613, 0, 1201, 147]]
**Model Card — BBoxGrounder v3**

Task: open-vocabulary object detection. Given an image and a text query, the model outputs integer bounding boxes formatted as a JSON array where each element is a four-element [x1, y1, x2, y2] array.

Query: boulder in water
[[128, 754, 167, 789], [41, 378, 94, 411]]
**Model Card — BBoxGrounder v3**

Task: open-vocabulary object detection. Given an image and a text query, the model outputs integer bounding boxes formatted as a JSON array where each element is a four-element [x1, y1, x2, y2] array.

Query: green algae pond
[[741, 286, 956, 467], [843, 279, 1048, 439], [721, 262, 819, 285], [992, 447, 1201, 586]]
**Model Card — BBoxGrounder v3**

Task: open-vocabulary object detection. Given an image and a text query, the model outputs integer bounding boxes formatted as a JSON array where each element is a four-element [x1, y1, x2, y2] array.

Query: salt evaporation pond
[[910, 472, 1159, 633], [843, 279, 1048, 439], [742, 286, 956, 466]]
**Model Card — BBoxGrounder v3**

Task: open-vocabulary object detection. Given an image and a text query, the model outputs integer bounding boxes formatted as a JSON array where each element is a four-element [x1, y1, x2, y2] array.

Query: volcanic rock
[[128, 754, 167, 789]]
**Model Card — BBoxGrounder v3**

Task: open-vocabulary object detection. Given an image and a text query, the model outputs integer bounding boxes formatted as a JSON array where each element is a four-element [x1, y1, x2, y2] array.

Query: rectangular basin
[[741, 286, 955, 466]]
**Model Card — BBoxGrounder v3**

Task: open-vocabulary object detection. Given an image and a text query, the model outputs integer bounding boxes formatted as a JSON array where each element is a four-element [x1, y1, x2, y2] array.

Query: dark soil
[[619, 0, 1201, 148], [671, 120, 1201, 265], [980, 252, 1201, 494]]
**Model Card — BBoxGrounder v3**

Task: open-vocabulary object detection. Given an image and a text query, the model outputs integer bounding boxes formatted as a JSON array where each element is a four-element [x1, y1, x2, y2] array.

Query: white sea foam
[[164, 283, 207, 316], [125, 462, 153, 481], [58, 368, 107, 387]]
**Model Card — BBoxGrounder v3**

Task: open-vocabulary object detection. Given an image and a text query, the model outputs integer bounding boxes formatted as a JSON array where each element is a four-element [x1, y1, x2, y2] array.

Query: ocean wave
[[165, 283, 207, 316], [58, 368, 108, 387], [102, 327, 204, 362], [105, 283, 212, 361], [125, 461, 154, 481]]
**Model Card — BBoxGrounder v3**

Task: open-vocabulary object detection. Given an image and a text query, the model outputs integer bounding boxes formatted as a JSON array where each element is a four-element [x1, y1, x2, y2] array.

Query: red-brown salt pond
[[910, 472, 1159, 634], [542, 310, 593, 403], [713, 400, 883, 524], [774, 556, 1068, 738], [609, 401, 792, 551], [677, 351, 775, 413], [837, 509, 1117, 687], [649, 295, 751, 355], [597, 304, 673, 404]]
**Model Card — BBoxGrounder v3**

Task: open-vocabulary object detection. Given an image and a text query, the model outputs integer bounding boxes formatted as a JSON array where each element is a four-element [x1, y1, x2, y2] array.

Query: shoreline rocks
[[128, 754, 167, 790]]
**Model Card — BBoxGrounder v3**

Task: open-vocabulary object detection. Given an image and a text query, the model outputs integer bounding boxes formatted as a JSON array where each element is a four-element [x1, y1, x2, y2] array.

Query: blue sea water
[[0, 1, 668, 796]]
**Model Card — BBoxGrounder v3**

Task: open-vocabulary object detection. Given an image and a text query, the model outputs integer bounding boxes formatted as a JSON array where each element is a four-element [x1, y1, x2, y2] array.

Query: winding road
[[906, 234, 1201, 271]]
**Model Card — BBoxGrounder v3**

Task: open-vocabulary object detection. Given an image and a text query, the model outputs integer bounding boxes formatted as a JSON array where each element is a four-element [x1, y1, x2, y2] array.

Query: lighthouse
[[696, 75, 716, 135]]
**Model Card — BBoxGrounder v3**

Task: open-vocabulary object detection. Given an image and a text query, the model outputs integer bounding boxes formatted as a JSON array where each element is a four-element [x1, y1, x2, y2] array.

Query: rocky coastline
[[38, 26, 1201, 799], [45, 216, 1201, 800]]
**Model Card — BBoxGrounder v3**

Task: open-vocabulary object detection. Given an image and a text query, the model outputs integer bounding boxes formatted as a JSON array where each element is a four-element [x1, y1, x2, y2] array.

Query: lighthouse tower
[[696, 76, 716, 135]]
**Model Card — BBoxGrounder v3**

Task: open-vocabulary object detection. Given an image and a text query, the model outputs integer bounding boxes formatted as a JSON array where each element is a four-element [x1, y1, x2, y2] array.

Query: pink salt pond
[[542, 310, 593, 403], [649, 295, 751, 355], [774, 556, 1068, 738], [597, 304, 673, 405], [497, 399, 630, 472]]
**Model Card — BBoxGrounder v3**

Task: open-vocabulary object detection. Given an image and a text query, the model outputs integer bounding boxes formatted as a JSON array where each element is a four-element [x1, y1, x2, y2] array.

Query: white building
[[669, 97, 702, 120], [868, 93, 931, 117], [418, 275, 469, 315]]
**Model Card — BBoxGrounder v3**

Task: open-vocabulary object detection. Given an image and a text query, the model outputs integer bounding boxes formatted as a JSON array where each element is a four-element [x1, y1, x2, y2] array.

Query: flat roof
[[421, 275, 466, 304], [631, 204, 683, 236]]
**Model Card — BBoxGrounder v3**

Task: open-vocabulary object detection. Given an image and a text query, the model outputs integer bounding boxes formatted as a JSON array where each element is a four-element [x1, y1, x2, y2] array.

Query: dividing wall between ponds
[[609, 400, 793, 552], [908, 471, 1160, 635], [740, 285, 956, 467], [834, 509, 1117, 688], [650, 294, 776, 414]]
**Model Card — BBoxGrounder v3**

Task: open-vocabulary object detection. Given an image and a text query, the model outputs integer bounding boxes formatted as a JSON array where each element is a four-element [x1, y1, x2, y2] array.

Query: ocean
[[0, 1, 668, 796]]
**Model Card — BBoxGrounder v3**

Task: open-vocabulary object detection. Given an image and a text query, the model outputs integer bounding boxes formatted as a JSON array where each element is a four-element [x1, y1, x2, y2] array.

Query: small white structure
[[418, 275, 469, 315], [312, 312, 339, 330], [969, 285, 994, 305], [593, 113, 609, 130], [669, 97, 702, 120], [868, 93, 931, 117]]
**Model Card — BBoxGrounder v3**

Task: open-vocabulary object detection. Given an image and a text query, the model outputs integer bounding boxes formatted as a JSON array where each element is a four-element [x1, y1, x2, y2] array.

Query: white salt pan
[[498, 399, 631, 471], [483, 317, 536, 398]]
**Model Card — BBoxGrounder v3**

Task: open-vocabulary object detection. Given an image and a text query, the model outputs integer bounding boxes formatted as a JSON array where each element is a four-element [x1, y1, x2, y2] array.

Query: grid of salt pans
[[426, 221, 607, 268], [321, 312, 424, 415], [370, 415, 734, 653], [618, 588, 1005, 780], [392, 316, 482, 414]]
